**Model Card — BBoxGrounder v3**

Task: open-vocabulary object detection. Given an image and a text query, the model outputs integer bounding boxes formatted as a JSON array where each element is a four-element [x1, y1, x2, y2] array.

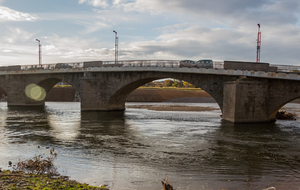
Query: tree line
[[143, 79, 196, 88]]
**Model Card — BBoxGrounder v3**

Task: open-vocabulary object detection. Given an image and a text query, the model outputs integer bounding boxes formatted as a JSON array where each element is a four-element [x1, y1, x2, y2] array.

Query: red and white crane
[[256, 23, 261, 62]]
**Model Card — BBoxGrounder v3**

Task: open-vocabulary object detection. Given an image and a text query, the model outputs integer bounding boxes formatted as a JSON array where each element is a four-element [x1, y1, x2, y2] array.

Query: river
[[0, 102, 300, 190]]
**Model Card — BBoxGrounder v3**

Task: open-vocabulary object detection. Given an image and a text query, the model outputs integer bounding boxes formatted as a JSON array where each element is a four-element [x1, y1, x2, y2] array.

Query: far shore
[[126, 104, 219, 112], [1, 87, 299, 104]]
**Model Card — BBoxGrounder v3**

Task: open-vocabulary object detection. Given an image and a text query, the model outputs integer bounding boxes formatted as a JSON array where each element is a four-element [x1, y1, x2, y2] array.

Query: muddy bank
[[126, 105, 219, 112], [45, 87, 76, 102], [126, 88, 216, 103]]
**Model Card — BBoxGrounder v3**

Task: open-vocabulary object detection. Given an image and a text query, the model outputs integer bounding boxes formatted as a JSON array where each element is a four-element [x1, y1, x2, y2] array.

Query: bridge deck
[[1, 66, 300, 81]]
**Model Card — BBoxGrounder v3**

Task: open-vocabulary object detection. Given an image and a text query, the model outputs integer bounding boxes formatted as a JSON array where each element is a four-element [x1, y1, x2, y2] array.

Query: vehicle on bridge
[[179, 60, 199, 68], [55, 63, 72, 69], [197, 59, 213, 68], [179, 59, 213, 68]]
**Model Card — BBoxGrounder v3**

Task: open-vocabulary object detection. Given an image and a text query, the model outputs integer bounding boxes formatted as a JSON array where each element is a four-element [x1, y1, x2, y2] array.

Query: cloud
[[122, 30, 246, 60], [119, 0, 300, 26], [119, 23, 300, 65], [78, 0, 109, 8], [0, 6, 37, 22], [38, 35, 114, 62], [76, 20, 110, 34], [0, 27, 37, 44]]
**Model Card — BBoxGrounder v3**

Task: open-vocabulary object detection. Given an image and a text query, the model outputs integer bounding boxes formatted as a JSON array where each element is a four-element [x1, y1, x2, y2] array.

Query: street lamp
[[36, 39, 42, 66], [113, 30, 118, 64]]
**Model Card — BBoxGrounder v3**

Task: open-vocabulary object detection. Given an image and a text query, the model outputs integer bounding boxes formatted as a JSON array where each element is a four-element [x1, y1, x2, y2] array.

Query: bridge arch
[[267, 79, 300, 120], [103, 72, 238, 112], [36, 76, 81, 93]]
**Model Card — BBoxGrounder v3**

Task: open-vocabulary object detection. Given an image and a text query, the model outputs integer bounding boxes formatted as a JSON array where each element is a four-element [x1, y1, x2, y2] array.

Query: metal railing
[[1, 60, 180, 71], [1, 60, 300, 73], [271, 64, 300, 73]]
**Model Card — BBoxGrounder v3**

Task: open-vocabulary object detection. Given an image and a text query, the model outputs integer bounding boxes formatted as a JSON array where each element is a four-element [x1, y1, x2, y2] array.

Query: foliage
[[54, 85, 72, 88], [13, 149, 59, 176], [0, 170, 107, 189], [172, 82, 180, 87], [164, 79, 174, 87], [183, 82, 195, 88], [276, 111, 297, 120]]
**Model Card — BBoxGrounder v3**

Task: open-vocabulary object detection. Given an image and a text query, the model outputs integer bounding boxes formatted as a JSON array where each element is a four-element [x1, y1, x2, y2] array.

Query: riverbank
[[47, 87, 215, 103], [0, 170, 108, 190], [126, 104, 219, 112], [126, 88, 216, 103]]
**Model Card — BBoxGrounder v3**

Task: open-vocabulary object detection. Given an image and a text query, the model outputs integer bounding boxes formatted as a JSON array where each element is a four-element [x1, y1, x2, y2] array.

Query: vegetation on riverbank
[[1, 150, 108, 190], [276, 110, 297, 120], [138, 86, 202, 90], [0, 170, 107, 190]]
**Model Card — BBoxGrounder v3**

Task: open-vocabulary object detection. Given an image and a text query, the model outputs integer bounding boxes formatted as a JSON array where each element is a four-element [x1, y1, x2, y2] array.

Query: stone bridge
[[0, 61, 300, 123]]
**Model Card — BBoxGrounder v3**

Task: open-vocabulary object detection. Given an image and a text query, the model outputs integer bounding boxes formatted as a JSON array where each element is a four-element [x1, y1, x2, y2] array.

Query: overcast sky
[[0, 0, 300, 66]]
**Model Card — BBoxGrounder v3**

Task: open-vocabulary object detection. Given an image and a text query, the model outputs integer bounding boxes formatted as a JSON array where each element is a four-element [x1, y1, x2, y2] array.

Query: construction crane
[[256, 23, 261, 62]]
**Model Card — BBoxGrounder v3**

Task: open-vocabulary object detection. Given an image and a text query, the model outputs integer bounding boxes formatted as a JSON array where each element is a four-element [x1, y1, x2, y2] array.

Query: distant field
[[127, 88, 212, 102], [139, 87, 203, 90]]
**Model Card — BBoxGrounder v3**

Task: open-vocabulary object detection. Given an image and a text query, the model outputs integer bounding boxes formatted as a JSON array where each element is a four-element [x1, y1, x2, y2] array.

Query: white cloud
[[0, 6, 37, 22], [119, 0, 300, 26], [1, 49, 13, 53], [77, 20, 110, 34], [117, 23, 300, 65], [79, 0, 109, 8], [0, 27, 37, 44], [38, 35, 114, 62]]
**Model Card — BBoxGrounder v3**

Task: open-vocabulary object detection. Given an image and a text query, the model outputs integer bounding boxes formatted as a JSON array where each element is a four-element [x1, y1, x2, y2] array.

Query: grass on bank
[[0, 170, 106, 190], [138, 86, 203, 90], [0, 149, 108, 190]]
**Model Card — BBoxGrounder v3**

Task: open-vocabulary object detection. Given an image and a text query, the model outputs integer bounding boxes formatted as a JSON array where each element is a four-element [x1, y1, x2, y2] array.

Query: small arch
[[37, 78, 79, 102], [0, 87, 7, 102], [269, 97, 300, 119]]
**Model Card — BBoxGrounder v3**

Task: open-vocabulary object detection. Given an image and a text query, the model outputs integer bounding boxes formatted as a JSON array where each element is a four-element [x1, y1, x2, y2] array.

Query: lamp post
[[113, 30, 118, 64], [36, 39, 42, 66]]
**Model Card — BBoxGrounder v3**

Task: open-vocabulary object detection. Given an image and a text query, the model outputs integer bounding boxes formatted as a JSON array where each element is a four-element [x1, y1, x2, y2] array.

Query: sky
[[0, 0, 300, 66]]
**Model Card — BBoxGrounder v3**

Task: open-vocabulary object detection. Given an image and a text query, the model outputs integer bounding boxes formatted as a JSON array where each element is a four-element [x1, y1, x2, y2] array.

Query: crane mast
[[256, 23, 261, 62]]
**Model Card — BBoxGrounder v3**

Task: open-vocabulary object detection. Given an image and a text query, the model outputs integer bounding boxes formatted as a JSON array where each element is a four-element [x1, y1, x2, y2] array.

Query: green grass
[[139, 86, 203, 90], [0, 170, 108, 190]]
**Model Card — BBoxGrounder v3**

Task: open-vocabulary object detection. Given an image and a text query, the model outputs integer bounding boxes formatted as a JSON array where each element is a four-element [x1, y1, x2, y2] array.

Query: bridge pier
[[6, 77, 45, 107], [222, 80, 272, 123], [80, 75, 125, 111]]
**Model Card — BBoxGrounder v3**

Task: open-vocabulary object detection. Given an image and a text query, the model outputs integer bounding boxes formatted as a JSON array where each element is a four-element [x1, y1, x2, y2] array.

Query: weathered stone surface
[[223, 80, 269, 123], [1, 70, 300, 123]]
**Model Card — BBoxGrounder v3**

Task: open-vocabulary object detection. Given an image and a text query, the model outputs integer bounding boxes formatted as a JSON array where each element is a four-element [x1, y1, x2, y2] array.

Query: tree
[[164, 79, 174, 87], [183, 82, 190, 88], [172, 82, 180, 87], [183, 82, 195, 88]]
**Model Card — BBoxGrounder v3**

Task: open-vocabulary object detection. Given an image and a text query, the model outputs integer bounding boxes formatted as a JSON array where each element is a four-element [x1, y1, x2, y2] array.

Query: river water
[[0, 102, 300, 190]]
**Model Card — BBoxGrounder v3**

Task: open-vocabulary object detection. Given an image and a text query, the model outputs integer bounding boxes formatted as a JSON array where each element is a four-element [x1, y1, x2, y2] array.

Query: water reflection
[[0, 102, 300, 189], [81, 111, 125, 121], [204, 121, 300, 189], [4, 107, 53, 144], [79, 111, 143, 157]]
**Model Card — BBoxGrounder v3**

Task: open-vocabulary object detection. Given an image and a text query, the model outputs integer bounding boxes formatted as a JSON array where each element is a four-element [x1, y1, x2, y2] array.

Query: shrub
[[13, 149, 59, 176]]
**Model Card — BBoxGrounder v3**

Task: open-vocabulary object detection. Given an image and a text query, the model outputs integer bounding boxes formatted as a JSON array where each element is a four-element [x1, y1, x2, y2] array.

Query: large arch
[[104, 72, 239, 111]]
